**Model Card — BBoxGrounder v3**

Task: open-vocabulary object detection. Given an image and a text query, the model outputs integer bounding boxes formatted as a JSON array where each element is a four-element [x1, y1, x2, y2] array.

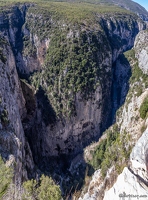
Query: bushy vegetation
[[0, 156, 13, 199], [0, 0, 134, 21], [139, 96, 148, 119], [28, 16, 111, 117], [23, 35, 37, 57], [124, 49, 148, 99], [0, 108, 9, 126], [20, 0, 138, 118], [23, 174, 62, 200], [126, 50, 148, 87], [0, 0, 146, 18], [0, 0, 138, 118], [0, 47, 7, 64], [0, 37, 7, 64], [89, 125, 132, 177], [40, 29, 106, 116]]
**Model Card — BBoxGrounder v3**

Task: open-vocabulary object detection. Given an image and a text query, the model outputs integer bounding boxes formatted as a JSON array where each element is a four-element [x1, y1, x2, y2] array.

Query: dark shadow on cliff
[[22, 54, 131, 198], [36, 86, 57, 125], [110, 53, 131, 125], [33, 154, 95, 199], [99, 53, 131, 134], [27, 54, 131, 198]]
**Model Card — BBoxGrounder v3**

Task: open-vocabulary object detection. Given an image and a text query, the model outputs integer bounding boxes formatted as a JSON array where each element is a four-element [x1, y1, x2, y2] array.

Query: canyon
[[0, 0, 148, 199]]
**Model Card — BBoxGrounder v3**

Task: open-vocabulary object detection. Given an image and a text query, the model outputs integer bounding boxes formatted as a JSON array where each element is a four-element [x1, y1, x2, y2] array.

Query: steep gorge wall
[[0, 36, 35, 199], [22, 8, 145, 161], [80, 29, 148, 200], [0, 2, 146, 191]]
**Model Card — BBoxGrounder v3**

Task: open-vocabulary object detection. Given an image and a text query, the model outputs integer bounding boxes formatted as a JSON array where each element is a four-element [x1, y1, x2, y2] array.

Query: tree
[[139, 97, 148, 119], [0, 156, 13, 198], [23, 175, 62, 200], [23, 179, 37, 200], [37, 175, 62, 200]]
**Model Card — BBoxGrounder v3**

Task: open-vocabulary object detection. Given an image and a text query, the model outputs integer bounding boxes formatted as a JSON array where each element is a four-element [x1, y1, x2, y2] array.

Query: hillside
[[1, 0, 148, 19]]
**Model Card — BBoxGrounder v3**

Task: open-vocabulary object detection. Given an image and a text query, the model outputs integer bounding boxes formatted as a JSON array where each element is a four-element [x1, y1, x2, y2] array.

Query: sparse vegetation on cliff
[[23, 175, 62, 200], [124, 49, 148, 88], [89, 125, 132, 177], [20, 1, 138, 118], [40, 29, 106, 116], [0, 108, 9, 126], [0, 37, 7, 64], [0, 0, 140, 119], [123, 49, 148, 113], [0, 156, 13, 199], [139, 96, 148, 119]]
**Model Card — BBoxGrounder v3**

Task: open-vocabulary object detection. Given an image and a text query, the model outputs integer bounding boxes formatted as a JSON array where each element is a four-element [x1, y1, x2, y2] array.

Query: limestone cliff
[[80, 30, 148, 200], [0, 1, 147, 199], [104, 129, 148, 200], [20, 5, 144, 163], [0, 36, 34, 199], [134, 30, 148, 74]]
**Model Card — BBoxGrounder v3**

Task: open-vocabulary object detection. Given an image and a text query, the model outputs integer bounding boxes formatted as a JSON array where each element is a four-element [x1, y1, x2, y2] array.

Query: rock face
[[0, 36, 34, 198], [80, 29, 148, 200], [21, 9, 146, 174], [104, 129, 148, 200], [108, 0, 148, 21], [134, 30, 148, 74]]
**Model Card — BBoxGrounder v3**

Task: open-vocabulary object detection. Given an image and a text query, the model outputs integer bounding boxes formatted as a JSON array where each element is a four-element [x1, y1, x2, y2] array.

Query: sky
[[133, 0, 148, 11]]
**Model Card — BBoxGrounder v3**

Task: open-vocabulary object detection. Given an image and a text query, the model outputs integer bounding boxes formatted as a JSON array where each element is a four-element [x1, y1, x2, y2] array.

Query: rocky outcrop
[[134, 30, 148, 74], [79, 90, 148, 199], [104, 129, 148, 200], [99, 16, 143, 62], [108, 0, 148, 21]]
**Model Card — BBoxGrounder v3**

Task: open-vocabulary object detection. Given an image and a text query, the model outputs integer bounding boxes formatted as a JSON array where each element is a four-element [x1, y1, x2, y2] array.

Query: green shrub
[[37, 175, 62, 200], [23, 179, 37, 199], [0, 156, 13, 198], [0, 47, 7, 64], [124, 50, 147, 86], [141, 124, 147, 133], [89, 126, 132, 177], [23, 175, 62, 200], [0, 108, 9, 126], [139, 96, 148, 119]]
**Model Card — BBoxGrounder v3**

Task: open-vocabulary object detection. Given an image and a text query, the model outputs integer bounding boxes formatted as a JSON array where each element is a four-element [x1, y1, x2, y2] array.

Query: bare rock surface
[[104, 129, 148, 200], [134, 30, 148, 74]]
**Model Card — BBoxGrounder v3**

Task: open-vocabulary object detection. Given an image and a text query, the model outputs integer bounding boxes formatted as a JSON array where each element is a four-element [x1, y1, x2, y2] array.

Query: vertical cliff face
[[104, 30, 148, 200], [80, 29, 148, 200], [0, 36, 35, 199], [134, 30, 148, 74]]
